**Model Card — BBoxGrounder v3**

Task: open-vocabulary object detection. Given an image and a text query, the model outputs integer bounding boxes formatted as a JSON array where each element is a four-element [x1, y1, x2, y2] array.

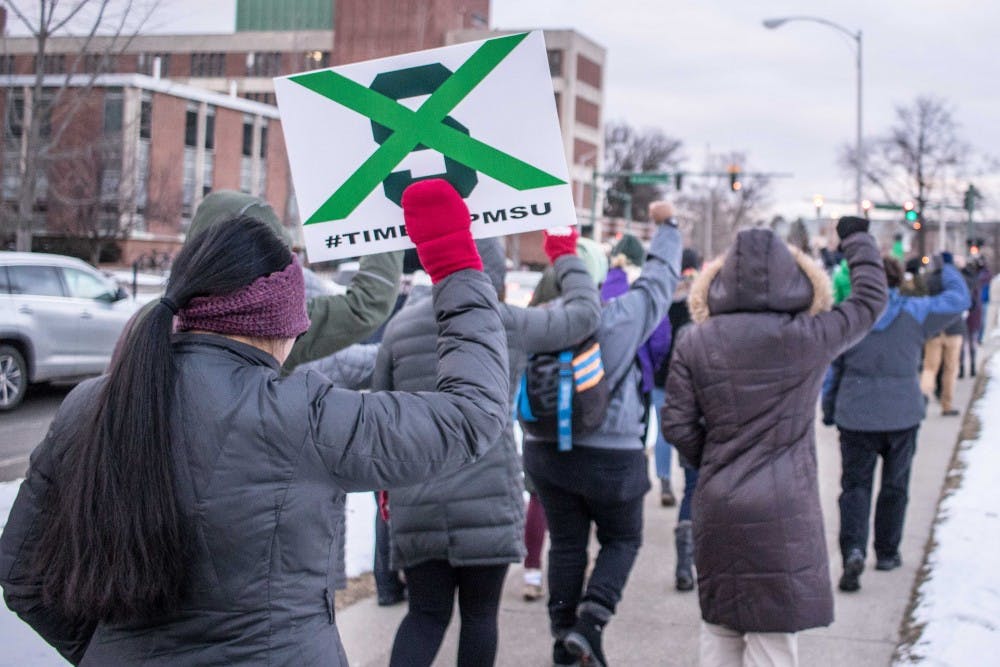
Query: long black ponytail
[[34, 216, 293, 622]]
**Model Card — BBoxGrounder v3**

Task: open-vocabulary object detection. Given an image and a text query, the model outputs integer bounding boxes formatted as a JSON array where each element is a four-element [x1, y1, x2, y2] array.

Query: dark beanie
[[884, 256, 904, 288], [681, 248, 700, 272], [611, 234, 645, 267]]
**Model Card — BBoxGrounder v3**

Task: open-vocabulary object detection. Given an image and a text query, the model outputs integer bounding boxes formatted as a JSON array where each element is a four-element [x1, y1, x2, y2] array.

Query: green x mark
[[289, 32, 566, 224]]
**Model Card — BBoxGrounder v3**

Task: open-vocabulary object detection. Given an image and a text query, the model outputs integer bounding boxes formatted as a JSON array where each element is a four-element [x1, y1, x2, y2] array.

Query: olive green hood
[[188, 191, 292, 247]]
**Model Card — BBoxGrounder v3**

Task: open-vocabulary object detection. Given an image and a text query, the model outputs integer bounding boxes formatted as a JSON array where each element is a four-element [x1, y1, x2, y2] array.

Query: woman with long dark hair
[[0, 179, 509, 666]]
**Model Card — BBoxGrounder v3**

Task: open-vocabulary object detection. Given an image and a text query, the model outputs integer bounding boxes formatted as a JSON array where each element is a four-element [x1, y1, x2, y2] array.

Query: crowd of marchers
[[0, 179, 986, 667]]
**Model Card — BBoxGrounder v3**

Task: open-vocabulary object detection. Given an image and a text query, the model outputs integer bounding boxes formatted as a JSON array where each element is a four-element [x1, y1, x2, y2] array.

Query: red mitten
[[378, 490, 390, 521], [402, 179, 482, 283], [543, 226, 580, 263]]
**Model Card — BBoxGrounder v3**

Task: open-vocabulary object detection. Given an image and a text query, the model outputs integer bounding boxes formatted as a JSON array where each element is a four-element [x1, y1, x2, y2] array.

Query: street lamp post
[[764, 16, 863, 216]]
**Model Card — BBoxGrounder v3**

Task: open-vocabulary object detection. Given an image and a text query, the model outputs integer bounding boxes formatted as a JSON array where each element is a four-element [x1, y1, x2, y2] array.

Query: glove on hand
[[402, 179, 482, 283], [836, 216, 869, 241], [941, 251, 954, 265], [543, 226, 580, 263]]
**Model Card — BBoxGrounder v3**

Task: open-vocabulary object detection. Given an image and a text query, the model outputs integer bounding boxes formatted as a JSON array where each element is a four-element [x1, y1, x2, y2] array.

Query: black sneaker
[[376, 587, 406, 606], [838, 548, 865, 592], [875, 553, 902, 571], [564, 610, 608, 667], [553, 640, 581, 666]]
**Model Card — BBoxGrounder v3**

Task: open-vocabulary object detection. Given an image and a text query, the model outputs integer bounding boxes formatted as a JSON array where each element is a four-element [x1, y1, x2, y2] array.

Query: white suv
[[0, 252, 140, 411]]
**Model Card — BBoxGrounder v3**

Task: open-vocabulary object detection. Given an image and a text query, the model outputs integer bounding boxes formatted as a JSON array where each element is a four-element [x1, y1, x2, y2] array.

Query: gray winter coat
[[0, 270, 508, 666], [661, 230, 888, 633], [375, 253, 600, 569], [523, 223, 682, 452]]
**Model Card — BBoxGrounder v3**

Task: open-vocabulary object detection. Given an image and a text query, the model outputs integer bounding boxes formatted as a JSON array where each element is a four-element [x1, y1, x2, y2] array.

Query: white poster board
[[274, 31, 575, 261]]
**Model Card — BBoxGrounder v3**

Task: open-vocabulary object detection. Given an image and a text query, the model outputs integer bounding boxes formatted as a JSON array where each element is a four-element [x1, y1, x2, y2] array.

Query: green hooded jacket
[[832, 259, 851, 304], [185, 191, 403, 370]]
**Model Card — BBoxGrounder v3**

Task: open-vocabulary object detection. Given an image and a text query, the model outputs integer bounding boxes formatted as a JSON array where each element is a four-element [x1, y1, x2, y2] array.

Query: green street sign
[[628, 173, 670, 185], [288, 32, 565, 224]]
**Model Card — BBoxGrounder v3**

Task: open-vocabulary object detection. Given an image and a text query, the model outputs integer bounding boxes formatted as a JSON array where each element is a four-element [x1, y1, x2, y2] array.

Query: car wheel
[[0, 345, 28, 411]]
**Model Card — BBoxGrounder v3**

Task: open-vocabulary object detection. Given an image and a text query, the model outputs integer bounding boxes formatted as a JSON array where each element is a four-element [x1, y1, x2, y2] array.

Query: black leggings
[[389, 560, 509, 667]]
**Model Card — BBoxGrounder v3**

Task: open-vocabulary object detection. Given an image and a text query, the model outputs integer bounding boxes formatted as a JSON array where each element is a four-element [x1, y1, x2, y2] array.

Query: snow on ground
[[895, 353, 1000, 665]]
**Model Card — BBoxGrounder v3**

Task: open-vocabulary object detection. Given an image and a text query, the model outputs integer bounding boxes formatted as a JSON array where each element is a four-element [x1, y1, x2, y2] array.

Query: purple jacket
[[601, 267, 672, 393]]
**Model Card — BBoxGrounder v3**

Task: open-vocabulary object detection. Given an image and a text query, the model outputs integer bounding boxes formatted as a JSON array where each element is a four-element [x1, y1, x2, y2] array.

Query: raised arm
[[511, 228, 601, 354], [804, 218, 888, 356], [284, 250, 403, 370], [908, 261, 971, 338]]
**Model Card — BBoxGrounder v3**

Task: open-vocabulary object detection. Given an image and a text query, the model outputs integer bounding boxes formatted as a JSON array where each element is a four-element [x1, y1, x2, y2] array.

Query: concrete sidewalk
[[336, 377, 978, 666]]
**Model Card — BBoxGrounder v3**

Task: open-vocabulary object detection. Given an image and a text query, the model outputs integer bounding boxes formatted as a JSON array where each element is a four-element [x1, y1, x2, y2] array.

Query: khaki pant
[[700, 622, 798, 667], [920, 334, 963, 411]]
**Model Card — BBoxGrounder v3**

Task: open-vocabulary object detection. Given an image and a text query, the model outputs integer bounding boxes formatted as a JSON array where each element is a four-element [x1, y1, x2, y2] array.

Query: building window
[[242, 119, 254, 157], [243, 92, 276, 105], [103, 89, 123, 134], [258, 124, 268, 159], [184, 108, 198, 147], [139, 98, 152, 140], [137, 52, 171, 77], [83, 53, 112, 74], [574, 138, 598, 165], [204, 108, 215, 150], [36, 54, 66, 74], [190, 52, 225, 77], [0, 55, 14, 75], [182, 147, 196, 216], [576, 55, 603, 89], [6, 89, 25, 137], [547, 50, 563, 77], [247, 52, 282, 77], [302, 50, 330, 70], [2, 146, 21, 200], [554, 92, 561, 117], [575, 97, 600, 129]]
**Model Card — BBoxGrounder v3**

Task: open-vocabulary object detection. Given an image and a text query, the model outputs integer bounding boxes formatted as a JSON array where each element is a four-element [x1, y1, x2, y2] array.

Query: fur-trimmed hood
[[689, 229, 832, 324]]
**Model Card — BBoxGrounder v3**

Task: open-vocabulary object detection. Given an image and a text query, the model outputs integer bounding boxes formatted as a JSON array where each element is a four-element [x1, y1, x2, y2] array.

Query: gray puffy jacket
[[0, 270, 508, 666], [374, 254, 600, 569]]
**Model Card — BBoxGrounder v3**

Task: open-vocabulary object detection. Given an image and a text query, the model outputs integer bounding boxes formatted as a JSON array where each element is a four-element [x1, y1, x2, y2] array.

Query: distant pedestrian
[[824, 252, 969, 592], [524, 201, 682, 667], [662, 218, 888, 666], [0, 181, 510, 666], [960, 256, 987, 377], [378, 226, 600, 667], [919, 258, 974, 415]]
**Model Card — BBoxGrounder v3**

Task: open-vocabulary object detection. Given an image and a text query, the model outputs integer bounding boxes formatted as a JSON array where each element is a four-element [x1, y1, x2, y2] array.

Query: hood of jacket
[[871, 288, 905, 332], [688, 229, 832, 324], [188, 190, 292, 247]]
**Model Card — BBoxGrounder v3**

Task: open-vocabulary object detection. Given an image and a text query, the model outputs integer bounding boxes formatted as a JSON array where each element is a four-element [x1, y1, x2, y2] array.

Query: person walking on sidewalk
[[823, 253, 969, 592], [662, 249, 702, 592], [919, 257, 973, 416], [377, 227, 600, 667], [661, 218, 888, 666], [524, 201, 682, 667], [0, 181, 510, 667], [601, 234, 676, 507]]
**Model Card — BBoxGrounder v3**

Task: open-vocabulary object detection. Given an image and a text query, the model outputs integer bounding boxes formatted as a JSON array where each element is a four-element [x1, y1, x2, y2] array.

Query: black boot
[[838, 548, 865, 592], [553, 639, 581, 666], [564, 602, 610, 667], [674, 520, 695, 592]]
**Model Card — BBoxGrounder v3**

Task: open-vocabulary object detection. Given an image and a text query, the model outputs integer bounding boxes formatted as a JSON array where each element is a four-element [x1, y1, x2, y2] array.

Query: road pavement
[[0, 383, 72, 482]]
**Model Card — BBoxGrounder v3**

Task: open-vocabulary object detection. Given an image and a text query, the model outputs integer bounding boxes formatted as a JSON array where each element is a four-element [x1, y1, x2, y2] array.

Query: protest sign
[[274, 31, 575, 261]]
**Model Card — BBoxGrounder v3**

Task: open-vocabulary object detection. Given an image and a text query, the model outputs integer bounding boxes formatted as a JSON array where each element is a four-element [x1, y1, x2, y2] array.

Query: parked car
[[0, 252, 141, 411]]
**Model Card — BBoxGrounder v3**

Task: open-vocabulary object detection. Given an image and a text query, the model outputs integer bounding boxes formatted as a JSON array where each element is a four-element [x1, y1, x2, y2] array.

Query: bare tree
[[2, 0, 159, 251], [841, 96, 970, 255], [602, 121, 684, 222], [674, 151, 771, 260]]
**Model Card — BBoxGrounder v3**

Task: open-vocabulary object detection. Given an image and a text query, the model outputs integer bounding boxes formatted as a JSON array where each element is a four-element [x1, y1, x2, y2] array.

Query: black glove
[[836, 216, 869, 240], [941, 251, 954, 265]]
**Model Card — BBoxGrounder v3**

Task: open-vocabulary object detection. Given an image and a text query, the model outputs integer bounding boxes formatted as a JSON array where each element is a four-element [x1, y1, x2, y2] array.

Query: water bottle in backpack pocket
[[517, 335, 611, 451]]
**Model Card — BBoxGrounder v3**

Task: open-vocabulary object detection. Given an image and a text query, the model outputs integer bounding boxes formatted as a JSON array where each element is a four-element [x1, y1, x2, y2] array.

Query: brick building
[[1, 0, 606, 266]]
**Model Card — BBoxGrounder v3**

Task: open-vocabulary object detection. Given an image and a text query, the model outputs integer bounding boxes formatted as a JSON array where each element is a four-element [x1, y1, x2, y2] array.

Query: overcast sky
[[8, 0, 998, 221]]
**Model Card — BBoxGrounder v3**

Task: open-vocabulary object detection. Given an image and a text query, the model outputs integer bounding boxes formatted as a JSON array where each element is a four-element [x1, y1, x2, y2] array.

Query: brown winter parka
[[660, 229, 887, 633]]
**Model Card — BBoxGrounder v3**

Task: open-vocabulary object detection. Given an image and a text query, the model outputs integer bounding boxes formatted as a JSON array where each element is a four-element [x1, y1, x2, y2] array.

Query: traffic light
[[674, 172, 684, 191], [903, 201, 920, 229], [861, 199, 873, 219], [727, 165, 742, 192]]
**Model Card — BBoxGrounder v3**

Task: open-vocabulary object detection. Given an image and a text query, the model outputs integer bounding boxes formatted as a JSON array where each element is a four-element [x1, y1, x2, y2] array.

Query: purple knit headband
[[177, 255, 311, 339]]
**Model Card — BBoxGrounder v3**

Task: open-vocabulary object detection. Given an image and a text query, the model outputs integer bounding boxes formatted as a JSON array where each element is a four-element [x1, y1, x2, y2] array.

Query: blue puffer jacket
[[824, 262, 970, 432]]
